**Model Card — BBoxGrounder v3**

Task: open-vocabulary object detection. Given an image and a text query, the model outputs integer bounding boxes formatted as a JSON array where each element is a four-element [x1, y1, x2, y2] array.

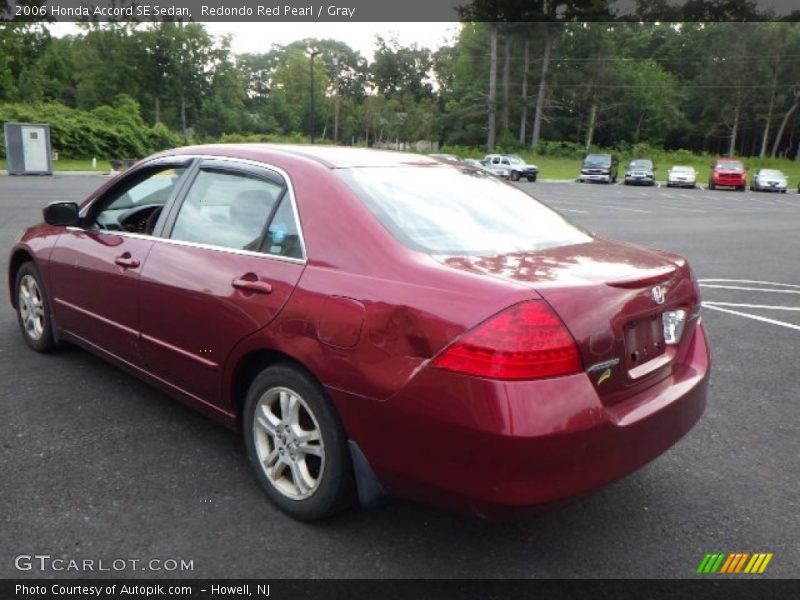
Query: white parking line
[[700, 284, 800, 294], [702, 303, 800, 332], [703, 302, 800, 311], [596, 204, 652, 213], [559, 208, 588, 214], [699, 279, 800, 288], [659, 205, 708, 213]]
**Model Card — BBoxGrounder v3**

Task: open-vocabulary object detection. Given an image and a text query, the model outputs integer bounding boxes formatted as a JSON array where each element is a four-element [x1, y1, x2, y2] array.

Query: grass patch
[[0, 158, 113, 172]]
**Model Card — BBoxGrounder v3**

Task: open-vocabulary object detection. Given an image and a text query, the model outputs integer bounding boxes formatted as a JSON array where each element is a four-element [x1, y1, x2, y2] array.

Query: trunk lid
[[436, 238, 701, 402]]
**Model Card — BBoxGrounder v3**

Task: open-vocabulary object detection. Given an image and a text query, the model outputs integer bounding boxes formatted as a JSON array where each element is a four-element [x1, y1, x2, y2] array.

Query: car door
[[137, 159, 306, 408], [48, 160, 193, 366]]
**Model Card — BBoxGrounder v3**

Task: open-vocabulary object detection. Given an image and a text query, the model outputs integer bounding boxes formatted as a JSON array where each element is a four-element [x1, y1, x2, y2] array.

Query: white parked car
[[666, 165, 697, 188], [481, 154, 539, 181], [751, 168, 788, 193]]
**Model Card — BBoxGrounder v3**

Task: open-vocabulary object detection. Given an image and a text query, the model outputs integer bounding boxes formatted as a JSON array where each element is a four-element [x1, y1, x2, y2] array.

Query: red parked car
[[8, 145, 710, 520], [708, 158, 746, 191]]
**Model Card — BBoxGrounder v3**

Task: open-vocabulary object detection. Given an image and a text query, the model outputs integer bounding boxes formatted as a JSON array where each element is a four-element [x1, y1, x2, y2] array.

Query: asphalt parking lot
[[1, 175, 798, 579]]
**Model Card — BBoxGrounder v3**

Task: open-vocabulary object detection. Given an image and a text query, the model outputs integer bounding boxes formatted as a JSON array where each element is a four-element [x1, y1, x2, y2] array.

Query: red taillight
[[432, 301, 582, 380]]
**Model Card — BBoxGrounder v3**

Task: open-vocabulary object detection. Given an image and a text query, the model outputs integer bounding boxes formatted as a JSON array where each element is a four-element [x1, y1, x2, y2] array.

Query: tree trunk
[[585, 101, 597, 152], [487, 24, 497, 151], [519, 38, 529, 144], [154, 96, 160, 125], [728, 95, 740, 157], [760, 72, 777, 157], [771, 87, 800, 158], [501, 31, 510, 134], [531, 28, 554, 148], [180, 91, 187, 136], [634, 112, 645, 144], [334, 95, 340, 143], [794, 130, 800, 160]]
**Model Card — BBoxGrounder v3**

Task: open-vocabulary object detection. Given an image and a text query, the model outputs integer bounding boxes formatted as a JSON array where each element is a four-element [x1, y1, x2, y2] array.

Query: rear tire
[[243, 364, 356, 521], [708, 181, 715, 190], [15, 262, 57, 353], [510, 171, 520, 182]]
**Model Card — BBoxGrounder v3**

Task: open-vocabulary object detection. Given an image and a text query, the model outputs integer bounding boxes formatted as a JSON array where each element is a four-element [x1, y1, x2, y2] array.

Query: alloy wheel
[[18, 274, 45, 341], [252, 386, 325, 500]]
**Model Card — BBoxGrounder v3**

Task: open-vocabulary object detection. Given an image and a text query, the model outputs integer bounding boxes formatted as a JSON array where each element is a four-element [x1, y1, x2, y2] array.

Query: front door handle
[[114, 254, 140, 268], [232, 277, 273, 294]]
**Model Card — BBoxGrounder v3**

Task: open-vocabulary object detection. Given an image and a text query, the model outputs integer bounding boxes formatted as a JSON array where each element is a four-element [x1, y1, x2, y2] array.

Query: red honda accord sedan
[[8, 145, 710, 520]]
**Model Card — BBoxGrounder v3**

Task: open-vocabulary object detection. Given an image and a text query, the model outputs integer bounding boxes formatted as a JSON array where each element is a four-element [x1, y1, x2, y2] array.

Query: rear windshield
[[336, 166, 592, 256], [717, 161, 743, 170]]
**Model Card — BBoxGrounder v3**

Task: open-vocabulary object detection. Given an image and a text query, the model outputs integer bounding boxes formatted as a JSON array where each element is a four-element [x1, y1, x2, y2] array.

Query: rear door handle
[[232, 278, 273, 294], [114, 254, 140, 268]]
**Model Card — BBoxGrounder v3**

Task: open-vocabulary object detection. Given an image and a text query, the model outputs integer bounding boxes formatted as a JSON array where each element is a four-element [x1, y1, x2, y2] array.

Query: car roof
[[163, 144, 440, 169]]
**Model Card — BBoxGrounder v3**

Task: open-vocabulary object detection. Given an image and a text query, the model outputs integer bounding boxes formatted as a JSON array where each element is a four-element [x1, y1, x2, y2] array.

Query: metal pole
[[310, 50, 320, 144]]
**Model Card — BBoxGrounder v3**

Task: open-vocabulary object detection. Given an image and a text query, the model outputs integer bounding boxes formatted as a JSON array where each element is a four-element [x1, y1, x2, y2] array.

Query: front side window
[[338, 166, 592, 256], [92, 166, 186, 234], [170, 169, 297, 256]]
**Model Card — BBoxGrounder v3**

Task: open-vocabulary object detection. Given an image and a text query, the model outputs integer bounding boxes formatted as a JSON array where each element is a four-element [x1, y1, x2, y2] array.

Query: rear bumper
[[625, 175, 655, 185], [667, 178, 695, 187], [712, 177, 745, 187], [755, 182, 786, 191], [579, 173, 613, 183], [333, 322, 710, 517]]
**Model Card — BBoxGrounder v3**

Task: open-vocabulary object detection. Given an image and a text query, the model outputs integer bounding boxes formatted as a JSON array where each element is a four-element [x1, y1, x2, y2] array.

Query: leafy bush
[[531, 140, 593, 159], [0, 100, 180, 159], [218, 132, 310, 144]]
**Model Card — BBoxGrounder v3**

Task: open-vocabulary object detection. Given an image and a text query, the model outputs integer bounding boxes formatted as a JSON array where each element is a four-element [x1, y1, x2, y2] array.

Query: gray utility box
[[3, 123, 53, 175]]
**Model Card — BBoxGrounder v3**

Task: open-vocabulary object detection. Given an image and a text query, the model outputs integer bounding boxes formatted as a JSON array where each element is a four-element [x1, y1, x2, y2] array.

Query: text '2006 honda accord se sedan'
[[9, 145, 710, 520]]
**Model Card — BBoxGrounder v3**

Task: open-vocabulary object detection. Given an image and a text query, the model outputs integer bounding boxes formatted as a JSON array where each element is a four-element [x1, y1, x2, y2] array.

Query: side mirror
[[43, 202, 80, 227]]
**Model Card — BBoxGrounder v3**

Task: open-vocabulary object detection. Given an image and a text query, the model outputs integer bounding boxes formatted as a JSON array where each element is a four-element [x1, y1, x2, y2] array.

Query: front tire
[[527, 175, 537, 182], [15, 262, 57, 353], [243, 364, 355, 521]]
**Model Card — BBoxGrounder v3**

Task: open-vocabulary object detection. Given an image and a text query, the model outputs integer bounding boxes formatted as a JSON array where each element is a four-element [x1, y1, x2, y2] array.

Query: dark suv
[[579, 153, 619, 184]]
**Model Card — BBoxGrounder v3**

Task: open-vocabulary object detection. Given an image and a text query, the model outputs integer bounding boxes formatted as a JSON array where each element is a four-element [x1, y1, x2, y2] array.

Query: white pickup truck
[[481, 154, 539, 182]]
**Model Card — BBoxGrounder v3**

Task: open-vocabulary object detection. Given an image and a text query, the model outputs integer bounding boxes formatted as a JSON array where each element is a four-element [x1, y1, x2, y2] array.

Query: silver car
[[751, 169, 788, 193]]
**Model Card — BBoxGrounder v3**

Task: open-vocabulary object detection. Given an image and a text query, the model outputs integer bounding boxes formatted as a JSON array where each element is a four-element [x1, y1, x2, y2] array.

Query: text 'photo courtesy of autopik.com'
[[1, 0, 799, 598]]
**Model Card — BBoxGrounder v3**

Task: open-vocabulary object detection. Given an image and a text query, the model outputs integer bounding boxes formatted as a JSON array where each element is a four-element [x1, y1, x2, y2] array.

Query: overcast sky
[[48, 22, 461, 60]]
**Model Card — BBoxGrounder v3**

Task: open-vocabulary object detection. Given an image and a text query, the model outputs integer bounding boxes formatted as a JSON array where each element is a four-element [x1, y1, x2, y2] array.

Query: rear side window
[[337, 166, 591, 256], [170, 170, 283, 253]]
